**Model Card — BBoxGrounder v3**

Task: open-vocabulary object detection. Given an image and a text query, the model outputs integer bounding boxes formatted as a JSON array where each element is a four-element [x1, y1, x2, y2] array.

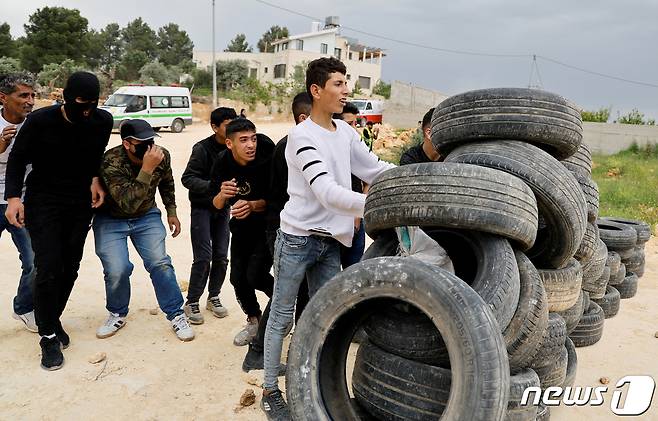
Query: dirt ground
[[0, 122, 656, 420]]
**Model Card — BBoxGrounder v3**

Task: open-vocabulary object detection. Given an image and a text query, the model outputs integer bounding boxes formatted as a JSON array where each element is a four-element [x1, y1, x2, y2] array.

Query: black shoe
[[55, 323, 70, 349], [242, 344, 287, 376], [40, 336, 64, 371], [261, 388, 290, 421]]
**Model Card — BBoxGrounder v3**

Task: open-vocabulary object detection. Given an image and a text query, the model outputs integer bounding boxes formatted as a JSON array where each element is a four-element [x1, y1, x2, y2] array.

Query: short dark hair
[[291, 92, 312, 123], [306, 57, 347, 97], [226, 118, 256, 138], [0, 71, 36, 95], [210, 107, 237, 126], [422, 107, 435, 130], [332, 102, 359, 120]]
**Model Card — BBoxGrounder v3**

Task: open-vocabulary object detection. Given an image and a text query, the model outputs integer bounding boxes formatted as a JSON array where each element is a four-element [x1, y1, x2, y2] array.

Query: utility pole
[[212, 0, 217, 108]]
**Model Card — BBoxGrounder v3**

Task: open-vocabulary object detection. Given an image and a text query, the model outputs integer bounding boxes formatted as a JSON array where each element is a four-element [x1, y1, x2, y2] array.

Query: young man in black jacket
[[399, 107, 442, 165], [181, 107, 236, 324]]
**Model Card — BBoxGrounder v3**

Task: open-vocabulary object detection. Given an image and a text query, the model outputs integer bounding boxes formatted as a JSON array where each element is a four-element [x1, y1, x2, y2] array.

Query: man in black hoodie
[[4, 72, 112, 370], [181, 107, 236, 324], [210, 119, 276, 349]]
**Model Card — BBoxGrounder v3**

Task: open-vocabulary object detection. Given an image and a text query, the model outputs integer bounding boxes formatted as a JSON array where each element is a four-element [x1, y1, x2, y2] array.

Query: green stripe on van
[[112, 113, 193, 120]]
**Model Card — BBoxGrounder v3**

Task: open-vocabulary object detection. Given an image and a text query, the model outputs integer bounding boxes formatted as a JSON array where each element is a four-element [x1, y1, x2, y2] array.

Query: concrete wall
[[584, 122, 658, 155], [383, 80, 449, 128]]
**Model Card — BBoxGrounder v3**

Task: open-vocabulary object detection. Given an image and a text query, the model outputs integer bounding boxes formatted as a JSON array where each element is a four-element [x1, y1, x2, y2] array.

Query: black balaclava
[[63, 71, 100, 123]]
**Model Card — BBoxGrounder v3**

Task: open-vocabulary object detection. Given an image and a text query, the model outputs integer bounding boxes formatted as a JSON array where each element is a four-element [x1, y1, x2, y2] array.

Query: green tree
[[37, 59, 86, 90], [372, 80, 391, 99], [0, 57, 21, 74], [351, 80, 362, 96], [581, 107, 610, 123], [138, 61, 180, 85], [19, 7, 90, 72], [0, 23, 16, 58], [118, 18, 158, 80], [225, 34, 252, 52], [94, 23, 124, 71], [257, 25, 289, 52], [117, 49, 149, 81], [616, 109, 656, 125], [157, 23, 194, 69], [216, 59, 248, 90]]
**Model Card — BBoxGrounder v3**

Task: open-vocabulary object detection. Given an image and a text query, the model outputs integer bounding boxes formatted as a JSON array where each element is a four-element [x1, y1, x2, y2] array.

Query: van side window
[[170, 96, 189, 108], [151, 96, 170, 108], [366, 102, 372, 110], [126, 96, 146, 112]]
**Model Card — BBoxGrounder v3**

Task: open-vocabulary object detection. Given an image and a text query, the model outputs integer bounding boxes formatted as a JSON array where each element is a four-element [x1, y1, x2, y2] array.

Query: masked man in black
[[4, 72, 113, 371]]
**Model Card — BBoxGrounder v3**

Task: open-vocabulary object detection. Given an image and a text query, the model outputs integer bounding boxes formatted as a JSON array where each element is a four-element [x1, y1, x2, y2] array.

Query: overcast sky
[[4, 0, 658, 119]]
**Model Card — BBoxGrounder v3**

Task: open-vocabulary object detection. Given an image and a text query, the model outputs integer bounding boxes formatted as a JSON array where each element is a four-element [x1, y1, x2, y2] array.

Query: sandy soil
[[0, 122, 656, 420]]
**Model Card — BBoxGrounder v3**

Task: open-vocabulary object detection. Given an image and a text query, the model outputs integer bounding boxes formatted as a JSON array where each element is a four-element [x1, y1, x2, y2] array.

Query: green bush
[[373, 80, 391, 99], [615, 109, 656, 125], [581, 107, 610, 123]]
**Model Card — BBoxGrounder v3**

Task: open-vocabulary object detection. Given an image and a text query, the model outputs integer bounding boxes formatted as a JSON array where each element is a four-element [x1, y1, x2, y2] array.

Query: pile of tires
[[284, 88, 651, 421]]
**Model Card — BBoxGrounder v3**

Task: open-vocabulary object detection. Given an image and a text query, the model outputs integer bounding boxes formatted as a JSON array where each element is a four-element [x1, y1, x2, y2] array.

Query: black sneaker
[[261, 389, 290, 421], [55, 323, 70, 349], [242, 344, 287, 376], [40, 336, 64, 371]]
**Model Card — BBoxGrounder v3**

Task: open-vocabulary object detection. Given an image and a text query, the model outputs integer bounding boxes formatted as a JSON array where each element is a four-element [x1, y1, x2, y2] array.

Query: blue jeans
[[340, 219, 366, 269], [263, 230, 341, 390], [93, 208, 184, 320], [0, 204, 35, 315]]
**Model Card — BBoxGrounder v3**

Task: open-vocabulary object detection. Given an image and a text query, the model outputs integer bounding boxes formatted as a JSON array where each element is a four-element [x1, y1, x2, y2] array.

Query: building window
[[249, 68, 257, 79], [264, 67, 268, 74], [282, 42, 288, 50], [346, 74, 351, 80], [358, 76, 371, 90], [274, 64, 287, 79], [349, 52, 353, 60], [296, 39, 304, 50], [334, 48, 342, 59], [320, 43, 328, 54]]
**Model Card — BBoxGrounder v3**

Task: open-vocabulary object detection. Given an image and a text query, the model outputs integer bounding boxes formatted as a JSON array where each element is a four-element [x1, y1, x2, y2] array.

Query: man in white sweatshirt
[[260, 57, 395, 420]]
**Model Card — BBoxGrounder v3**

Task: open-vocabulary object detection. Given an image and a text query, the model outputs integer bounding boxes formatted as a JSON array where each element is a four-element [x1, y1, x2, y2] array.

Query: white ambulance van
[[351, 99, 384, 126], [101, 85, 192, 133]]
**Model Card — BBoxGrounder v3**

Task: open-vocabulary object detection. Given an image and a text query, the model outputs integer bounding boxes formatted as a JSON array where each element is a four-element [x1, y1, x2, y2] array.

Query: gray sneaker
[[96, 313, 126, 339], [206, 296, 228, 318], [184, 302, 204, 325], [233, 317, 259, 346], [13, 311, 38, 333], [171, 314, 195, 342]]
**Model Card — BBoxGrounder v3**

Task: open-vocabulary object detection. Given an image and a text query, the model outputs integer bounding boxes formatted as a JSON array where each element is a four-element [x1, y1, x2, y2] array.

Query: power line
[[250, 0, 658, 89]]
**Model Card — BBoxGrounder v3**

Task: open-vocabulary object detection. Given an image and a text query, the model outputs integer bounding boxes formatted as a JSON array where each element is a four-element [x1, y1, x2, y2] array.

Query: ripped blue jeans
[[93, 207, 183, 320]]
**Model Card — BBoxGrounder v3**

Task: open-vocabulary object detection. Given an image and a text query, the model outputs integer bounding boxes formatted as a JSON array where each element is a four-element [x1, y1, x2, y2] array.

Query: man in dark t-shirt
[[400, 107, 443, 165], [210, 119, 276, 349]]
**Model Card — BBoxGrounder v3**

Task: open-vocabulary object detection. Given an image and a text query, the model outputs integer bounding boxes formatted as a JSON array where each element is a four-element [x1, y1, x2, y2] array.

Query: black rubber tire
[[570, 301, 605, 347], [364, 163, 539, 249], [561, 142, 592, 177], [506, 368, 540, 421], [504, 252, 549, 371], [430, 88, 583, 160], [170, 118, 185, 133], [555, 289, 585, 335], [534, 345, 568, 390], [597, 219, 638, 251], [624, 246, 645, 275], [582, 239, 608, 297], [592, 286, 620, 319], [529, 313, 566, 369], [352, 340, 451, 420], [581, 291, 590, 314], [364, 305, 447, 366], [609, 263, 626, 286], [535, 404, 550, 421], [583, 266, 610, 300], [286, 257, 510, 421], [575, 222, 599, 262], [606, 251, 621, 275], [363, 228, 521, 333], [617, 272, 639, 299], [537, 258, 583, 312], [616, 247, 635, 260], [445, 140, 587, 268], [600, 216, 652, 244], [563, 337, 578, 388], [574, 173, 599, 223]]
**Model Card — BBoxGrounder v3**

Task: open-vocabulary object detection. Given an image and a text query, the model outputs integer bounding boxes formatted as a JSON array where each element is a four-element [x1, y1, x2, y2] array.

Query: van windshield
[[104, 94, 134, 107], [352, 101, 367, 111]]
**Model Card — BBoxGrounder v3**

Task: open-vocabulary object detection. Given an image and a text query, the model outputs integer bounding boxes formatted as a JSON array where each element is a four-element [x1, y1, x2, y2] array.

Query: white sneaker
[[96, 313, 126, 339], [171, 314, 195, 342], [13, 311, 38, 333], [233, 317, 259, 346]]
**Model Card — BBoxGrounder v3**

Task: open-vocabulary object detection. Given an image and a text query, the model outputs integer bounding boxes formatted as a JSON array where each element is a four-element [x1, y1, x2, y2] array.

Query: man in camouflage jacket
[[92, 119, 194, 342]]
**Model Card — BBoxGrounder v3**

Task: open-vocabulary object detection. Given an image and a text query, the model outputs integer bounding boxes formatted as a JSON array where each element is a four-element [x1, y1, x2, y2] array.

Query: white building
[[193, 16, 385, 94]]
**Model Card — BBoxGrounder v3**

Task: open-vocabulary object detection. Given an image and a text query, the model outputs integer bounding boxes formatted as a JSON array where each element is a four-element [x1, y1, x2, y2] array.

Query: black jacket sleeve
[[4, 116, 35, 200], [181, 142, 212, 194]]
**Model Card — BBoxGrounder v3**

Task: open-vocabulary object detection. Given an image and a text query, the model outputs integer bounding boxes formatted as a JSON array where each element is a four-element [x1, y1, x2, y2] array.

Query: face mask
[[63, 99, 98, 123], [62, 71, 101, 123], [132, 141, 154, 159]]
